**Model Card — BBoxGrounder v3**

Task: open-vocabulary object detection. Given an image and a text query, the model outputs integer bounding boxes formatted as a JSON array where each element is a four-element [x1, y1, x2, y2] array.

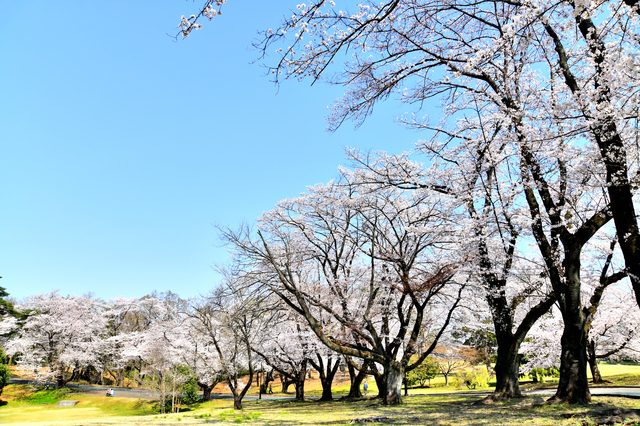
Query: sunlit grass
[[0, 384, 157, 424], [2, 363, 639, 425], [2, 393, 640, 425]]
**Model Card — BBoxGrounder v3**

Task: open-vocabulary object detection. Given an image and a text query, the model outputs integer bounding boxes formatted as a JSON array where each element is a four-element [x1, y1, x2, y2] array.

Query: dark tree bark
[[543, 7, 640, 311], [280, 375, 294, 393], [344, 357, 368, 398], [294, 359, 307, 401], [309, 354, 340, 401], [199, 382, 215, 401]]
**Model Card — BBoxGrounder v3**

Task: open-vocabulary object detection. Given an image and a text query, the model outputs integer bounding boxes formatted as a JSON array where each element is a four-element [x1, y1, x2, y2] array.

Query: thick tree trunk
[[547, 250, 591, 405], [294, 377, 305, 401], [493, 340, 522, 398], [382, 362, 404, 405], [233, 395, 242, 410], [443, 373, 449, 386], [587, 341, 604, 384], [474, 338, 522, 405], [200, 383, 214, 401], [55, 366, 70, 389], [293, 359, 307, 401], [319, 365, 339, 401], [551, 303, 590, 404]]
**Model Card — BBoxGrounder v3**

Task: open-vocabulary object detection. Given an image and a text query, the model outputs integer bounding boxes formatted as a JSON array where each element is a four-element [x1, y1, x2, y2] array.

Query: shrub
[[0, 349, 10, 397], [529, 367, 559, 383], [453, 367, 489, 389], [0, 364, 10, 397], [407, 357, 440, 387]]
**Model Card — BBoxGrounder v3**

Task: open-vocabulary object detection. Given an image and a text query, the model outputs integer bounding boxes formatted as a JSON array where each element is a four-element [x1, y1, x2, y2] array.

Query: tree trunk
[[372, 367, 387, 399], [292, 359, 307, 401], [551, 308, 590, 404], [546, 249, 591, 405], [314, 359, 339, 401], [294, 379, 305, 401], [233, 395, 242, 410], [403, 375, 408, 397], [260, 369, 274, 394], [200, 383, 214, 401], [443, 373, 449, 386], [320, 378, 333, 401], [345, 357, 367, 398], [493, 339, 522, 398], [55, 366, 70, 389], [382, 362, 404, 405], [280, 375, 293, 393], [587, 340, 604, 384]]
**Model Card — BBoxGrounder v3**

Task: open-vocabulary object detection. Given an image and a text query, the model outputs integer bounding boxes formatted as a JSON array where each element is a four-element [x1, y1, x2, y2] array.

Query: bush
[[453, 367, 489, 389], [0, 364, 10, 397], [529, 367, 559, 383], [407, 357, 440, 387], [181, 375, 200, 405], [0, 348, 9, 397]]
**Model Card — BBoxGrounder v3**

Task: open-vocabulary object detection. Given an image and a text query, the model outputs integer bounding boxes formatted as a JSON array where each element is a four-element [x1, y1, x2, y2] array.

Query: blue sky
[[0, 1, 423, 301]]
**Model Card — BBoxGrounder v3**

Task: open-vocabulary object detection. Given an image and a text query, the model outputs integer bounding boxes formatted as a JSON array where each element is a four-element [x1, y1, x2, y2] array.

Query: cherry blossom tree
[[222, 175, 466, 404], [187, 277, 271, 410], [182, 0, 640, 405], [5, 292, 106, 388], [174, 316, 226, 401], [251, 312, 314, 401], [587, 285, 640, 382]]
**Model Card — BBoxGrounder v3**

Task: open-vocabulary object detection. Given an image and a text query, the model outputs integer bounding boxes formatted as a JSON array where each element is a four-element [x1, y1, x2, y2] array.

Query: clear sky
[[0, 1, 425, 301]]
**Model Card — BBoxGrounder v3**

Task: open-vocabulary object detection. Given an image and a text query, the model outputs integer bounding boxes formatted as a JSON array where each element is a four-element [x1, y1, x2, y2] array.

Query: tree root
[[532, 394, 590, 406], [472, 392, 522, 405]]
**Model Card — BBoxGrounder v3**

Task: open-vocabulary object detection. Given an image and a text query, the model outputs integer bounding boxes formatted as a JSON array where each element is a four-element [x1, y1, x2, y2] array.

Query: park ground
[[1, 364, 640, 425]]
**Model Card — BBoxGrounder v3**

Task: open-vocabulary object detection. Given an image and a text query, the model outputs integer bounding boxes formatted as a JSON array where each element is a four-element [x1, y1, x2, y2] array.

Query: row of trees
[[180, 0, 640, 405], [2, 165, 639, 406], [4, 0, 640, 408]]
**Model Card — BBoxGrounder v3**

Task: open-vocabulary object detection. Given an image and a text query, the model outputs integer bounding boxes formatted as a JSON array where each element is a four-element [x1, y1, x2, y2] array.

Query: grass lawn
[[0, 385, 156, 425], [1, 363, 639, 425], [2, 390, 640, 426]]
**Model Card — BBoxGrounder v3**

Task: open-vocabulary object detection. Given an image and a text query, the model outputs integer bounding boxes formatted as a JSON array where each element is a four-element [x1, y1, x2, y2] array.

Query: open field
[[1, 363, 639, 426], [2, 390, 640, 426]]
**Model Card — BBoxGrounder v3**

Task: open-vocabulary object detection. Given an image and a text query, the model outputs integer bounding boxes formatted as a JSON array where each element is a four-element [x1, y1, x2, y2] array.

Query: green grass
[[0, 384, 158, 424], [1, 363, 639, 425], [3, 393, 640, 426]]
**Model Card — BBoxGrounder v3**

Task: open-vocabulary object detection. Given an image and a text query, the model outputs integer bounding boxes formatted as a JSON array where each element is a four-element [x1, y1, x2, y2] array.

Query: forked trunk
[[233, 395, 242, 410], [201, 384, 214, 401], [382, 362, 404, 405], [318, 366, 338, 401], [548, 252, 590, 405], [345, 358, 367, 398], [280, 376, 293, 393]]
